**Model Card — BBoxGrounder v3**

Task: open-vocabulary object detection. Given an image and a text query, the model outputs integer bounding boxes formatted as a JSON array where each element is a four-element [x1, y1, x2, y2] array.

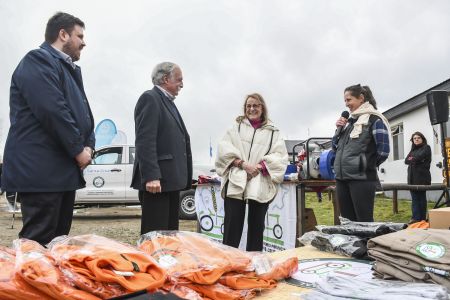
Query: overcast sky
[[1, 0, 449, 164]]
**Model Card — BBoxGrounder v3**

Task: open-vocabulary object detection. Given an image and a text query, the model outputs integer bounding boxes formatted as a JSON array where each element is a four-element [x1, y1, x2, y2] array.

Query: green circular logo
[[416, 242, 446, 260], [93, 176, 105, 188]]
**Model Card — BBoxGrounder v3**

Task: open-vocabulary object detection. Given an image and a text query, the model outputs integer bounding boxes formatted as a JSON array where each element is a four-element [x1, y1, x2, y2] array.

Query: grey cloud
[[1, 0, 450, 164]]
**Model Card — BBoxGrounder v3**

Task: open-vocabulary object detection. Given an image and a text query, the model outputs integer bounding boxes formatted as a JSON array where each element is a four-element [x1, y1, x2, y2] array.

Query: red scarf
[[249, 118, 262, 129]]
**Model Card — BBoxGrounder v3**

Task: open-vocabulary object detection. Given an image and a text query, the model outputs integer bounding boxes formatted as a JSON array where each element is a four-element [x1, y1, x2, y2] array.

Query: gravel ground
[[0, 196, 198, 248]]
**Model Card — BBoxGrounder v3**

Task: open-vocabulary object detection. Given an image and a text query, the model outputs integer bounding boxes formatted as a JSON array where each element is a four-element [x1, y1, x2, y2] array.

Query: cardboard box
[[429, 207, 450, 229]]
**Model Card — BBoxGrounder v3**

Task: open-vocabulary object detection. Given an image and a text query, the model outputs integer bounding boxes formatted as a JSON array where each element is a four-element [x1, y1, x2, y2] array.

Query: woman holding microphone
[[333, 84, 391, 222]]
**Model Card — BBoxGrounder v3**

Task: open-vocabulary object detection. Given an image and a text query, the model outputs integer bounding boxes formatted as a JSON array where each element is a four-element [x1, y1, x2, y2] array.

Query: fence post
[[393, 189, 398, 214], [331, 188, 340, 225]]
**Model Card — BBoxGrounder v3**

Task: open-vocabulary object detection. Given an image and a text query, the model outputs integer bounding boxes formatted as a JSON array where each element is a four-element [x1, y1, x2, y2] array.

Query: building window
[[391, 124, 404, 160]]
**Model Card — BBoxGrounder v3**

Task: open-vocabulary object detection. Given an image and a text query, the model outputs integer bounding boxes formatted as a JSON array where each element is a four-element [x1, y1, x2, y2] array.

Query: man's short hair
[[45, 12, 85, 43], [152, 62, 178, 85]]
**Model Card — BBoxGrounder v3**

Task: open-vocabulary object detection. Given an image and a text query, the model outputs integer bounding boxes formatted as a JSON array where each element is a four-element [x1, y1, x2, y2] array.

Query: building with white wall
[[378, 78, 450, 200]]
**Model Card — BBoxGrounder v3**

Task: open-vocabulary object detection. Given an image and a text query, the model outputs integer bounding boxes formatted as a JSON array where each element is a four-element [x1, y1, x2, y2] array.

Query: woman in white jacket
[[215, 93, 288, 251]]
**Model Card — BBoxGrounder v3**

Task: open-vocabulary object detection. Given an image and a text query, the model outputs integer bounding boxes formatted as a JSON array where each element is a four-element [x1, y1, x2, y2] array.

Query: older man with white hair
[[131, 62, 192, 234]]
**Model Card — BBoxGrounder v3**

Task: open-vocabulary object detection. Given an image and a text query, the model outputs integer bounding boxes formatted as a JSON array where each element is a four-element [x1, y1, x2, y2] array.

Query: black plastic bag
[[299, 231, 369, 259], [316, 217, 407, 238]]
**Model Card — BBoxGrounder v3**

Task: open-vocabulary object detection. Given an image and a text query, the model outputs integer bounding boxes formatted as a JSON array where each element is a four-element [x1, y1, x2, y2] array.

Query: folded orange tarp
[[162, 282, 204, 300], [218, 272, 277, 290], [184, 281, 256, 300], [256, 256, 298, 281], [139, 231, 252, 285], [0, 245, 53, 300], [58, 259, 127, 299], [49, 234, 167, 292], [14, 239, 101, 300]]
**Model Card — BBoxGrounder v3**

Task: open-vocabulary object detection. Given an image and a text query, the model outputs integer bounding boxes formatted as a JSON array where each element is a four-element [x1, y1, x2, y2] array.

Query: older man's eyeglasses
[[246, 104, 262, 109]]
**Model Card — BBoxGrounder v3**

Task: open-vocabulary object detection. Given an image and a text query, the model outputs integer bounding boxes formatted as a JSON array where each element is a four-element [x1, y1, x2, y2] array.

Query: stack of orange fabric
[[139, 231, 298, 300], [14, 239, 101, 300], [0, 245, 53, 300], [2, 232, 296, 300], [49, 234, 167, 296], [139, 232, 253, 285]]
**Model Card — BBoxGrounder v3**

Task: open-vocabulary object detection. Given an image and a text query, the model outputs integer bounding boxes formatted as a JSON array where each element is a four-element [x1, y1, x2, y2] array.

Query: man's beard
[[62, 40, 80, 62]]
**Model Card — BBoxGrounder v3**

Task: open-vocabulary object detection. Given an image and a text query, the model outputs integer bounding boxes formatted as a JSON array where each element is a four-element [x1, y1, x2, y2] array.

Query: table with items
[[195, 180, 338, 251]]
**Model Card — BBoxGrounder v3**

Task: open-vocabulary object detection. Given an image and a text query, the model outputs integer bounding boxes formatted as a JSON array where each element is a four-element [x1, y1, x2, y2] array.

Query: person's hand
[[336, 117, 348, 128], [75, 148, 92, 169], [256, 163, 263, 172], [243, 162, 260, 179], [232, 158, 242, 168], [146, 180, 161, 193], [84, 146, 94, 158]]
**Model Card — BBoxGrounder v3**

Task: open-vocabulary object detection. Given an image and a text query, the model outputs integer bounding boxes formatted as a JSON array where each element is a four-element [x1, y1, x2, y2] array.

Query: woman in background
[[333, 84, 391, 222], [215, 93, 288, 251], [405, 131, 431, 223]]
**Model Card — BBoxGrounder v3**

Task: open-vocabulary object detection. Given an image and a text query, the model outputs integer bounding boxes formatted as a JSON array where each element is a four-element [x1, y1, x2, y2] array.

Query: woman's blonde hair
[[236, 93, 269, 125]]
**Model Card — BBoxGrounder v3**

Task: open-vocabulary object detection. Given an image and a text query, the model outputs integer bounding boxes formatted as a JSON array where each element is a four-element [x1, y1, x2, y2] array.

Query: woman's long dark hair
[[344, 84, 377, 109], [410, 131, 427, 151]]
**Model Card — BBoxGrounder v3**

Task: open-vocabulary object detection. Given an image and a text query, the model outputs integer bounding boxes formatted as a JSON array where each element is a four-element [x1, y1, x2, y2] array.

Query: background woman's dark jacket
[[405, 144, 431, 185]]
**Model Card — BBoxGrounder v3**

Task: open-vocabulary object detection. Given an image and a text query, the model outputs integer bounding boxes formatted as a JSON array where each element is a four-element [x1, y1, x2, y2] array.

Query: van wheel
[[179, 190, 197, 220]]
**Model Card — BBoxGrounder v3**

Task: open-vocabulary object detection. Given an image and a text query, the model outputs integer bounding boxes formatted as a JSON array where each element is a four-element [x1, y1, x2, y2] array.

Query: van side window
[[92, 147, 123, 165]]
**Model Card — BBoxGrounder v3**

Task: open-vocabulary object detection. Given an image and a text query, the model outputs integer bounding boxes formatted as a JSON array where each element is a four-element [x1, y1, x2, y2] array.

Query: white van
[[75, 144, 215, 219]]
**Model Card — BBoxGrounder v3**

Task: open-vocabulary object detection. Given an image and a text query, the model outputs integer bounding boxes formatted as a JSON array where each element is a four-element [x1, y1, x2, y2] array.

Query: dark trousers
[[18, 191, 75, 246], [410, 190, 427, 221], [223, 197, 269, 251], [139, 190, 180, 235], [336, 180, 376, 222]]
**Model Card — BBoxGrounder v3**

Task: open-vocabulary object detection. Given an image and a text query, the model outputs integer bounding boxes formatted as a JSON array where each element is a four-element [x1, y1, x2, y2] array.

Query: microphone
[[335, 111, 350, 137]]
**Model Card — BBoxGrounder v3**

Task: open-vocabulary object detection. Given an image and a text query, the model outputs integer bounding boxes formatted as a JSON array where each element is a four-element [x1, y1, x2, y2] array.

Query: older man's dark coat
[[1, 42, 95, 192], [131, 87, 192, 192]]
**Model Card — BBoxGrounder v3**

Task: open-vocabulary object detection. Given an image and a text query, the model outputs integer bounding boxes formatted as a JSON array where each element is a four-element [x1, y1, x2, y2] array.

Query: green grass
[[305, 192, 436, 225]]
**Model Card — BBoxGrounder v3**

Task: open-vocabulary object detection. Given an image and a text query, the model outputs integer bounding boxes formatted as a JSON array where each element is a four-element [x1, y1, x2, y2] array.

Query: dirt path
[[0, 200, 197, 248]]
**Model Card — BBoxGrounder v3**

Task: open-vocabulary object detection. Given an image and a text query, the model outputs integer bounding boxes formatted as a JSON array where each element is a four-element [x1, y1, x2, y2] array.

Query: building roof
[[383, 78, 450, 121]]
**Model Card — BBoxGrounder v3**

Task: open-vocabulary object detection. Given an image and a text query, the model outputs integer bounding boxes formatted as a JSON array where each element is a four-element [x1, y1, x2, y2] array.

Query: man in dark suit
[[131, 62, 192, 234], [1, 12, 95, 246]]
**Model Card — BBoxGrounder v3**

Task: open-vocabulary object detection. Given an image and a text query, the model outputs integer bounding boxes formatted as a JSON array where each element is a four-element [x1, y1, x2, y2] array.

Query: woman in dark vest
[[333, 84, 391, 222], [405, 131, 431, 223]]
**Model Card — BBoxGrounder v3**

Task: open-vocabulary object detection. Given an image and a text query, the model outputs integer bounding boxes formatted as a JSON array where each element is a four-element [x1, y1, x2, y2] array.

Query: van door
[[77, 146, 126, 202], [125, 146, 139, 201]]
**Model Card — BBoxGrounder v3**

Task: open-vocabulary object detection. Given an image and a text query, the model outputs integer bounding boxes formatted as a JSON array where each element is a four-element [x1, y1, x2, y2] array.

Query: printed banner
[[195, 183, 297, 252], [286, 258, 373, 288]]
